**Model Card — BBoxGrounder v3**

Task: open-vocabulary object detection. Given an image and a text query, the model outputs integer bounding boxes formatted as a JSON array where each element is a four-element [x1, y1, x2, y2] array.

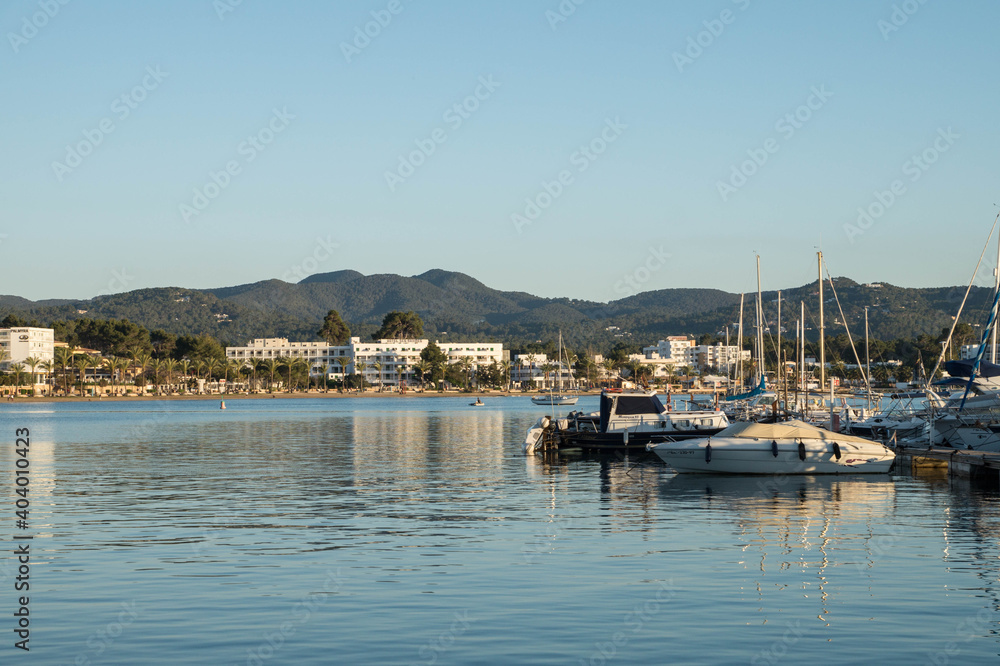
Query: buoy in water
[[220, 401, 226, 410]]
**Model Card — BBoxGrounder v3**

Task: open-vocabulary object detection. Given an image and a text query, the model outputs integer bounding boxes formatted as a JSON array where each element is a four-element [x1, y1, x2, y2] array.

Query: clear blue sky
[[2, 0, 998, 302]]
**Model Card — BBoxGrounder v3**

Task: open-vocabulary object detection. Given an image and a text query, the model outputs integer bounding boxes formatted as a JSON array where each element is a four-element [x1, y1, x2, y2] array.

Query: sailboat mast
[[993, 233, 1000, 364], [865, 306, 871, 410], [557, 331, 563, 393], [777, 290, 782, 405], [738, 293, 745, 388], [725, 325, 731, 384], [800, 301, 805, 399], [756, 255, 763, 384], [818, 251, 826, 386]]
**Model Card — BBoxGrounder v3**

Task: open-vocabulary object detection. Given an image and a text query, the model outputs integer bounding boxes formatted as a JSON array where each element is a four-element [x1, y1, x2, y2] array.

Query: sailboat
[[532, 331, 579, 406], [722, 256, 774, 416]]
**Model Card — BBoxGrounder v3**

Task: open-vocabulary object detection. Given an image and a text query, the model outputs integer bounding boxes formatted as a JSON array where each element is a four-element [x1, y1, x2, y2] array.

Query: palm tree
[[73, 356, 90, 394], [458, 356, 474, 390], [434, 359, 448, 391], [540, 362, 555, 390], [206, 357, 222, 392], [311, 362, 324, 392], [277, 356, 295, 393], [178, 359, 192, 393], [86, 356, 103, 394], [102, 357, 119, 396], [252, 358, 265, 392], [10, 363, 25, 397], [150, 358, 164, 395], [39, 359, 55, 396], [132, 351, 152, 391], [354, 361, 369, 391], [223, 359, 240, 393], [262, 358, 281, 392], [289, 357, 307, 392], [54, 346, 74, 395], [412, 360, 431, 389], [666, 364, 679, 391], [23, 356, 41, 396], [372, 360, 383, 392], [240, 363, 254, 393], [601, 359, 616, 387], [164, 358, 178, 394], [331, 357, 347, 388]]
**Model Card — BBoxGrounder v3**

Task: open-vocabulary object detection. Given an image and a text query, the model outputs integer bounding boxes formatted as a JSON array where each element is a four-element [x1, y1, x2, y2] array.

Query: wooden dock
[[896, 446, 1000, 486]]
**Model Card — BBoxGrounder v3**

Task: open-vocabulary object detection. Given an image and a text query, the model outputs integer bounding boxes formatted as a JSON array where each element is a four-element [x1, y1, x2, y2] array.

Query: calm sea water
[[2, 396, 999, 665]]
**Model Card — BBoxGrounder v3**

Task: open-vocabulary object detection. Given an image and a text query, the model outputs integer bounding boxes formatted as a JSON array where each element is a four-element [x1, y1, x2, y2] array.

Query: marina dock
[[896, 446, 1000, 486]]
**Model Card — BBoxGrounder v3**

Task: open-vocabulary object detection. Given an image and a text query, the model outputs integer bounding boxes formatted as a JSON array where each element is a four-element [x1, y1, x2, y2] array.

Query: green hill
[[0, 270, 992, 349]]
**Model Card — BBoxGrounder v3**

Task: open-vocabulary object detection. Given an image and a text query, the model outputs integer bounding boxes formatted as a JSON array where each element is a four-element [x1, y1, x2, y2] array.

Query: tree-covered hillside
[[0, 270, 992, 349]]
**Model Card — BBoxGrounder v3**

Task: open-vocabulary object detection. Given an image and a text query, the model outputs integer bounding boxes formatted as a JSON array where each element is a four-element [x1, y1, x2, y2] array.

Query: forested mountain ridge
[[0, 271, 992, 348]]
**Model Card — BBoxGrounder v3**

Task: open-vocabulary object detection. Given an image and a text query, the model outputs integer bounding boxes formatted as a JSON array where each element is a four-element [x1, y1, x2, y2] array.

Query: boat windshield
[[601, 393, 666, 432], [614, 395, 667, 415]]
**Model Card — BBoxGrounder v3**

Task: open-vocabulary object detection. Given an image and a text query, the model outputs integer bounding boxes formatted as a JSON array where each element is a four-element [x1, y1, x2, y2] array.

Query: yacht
[[523, 389, 727, 454], [648, 420, 895, 474], [531, 392, 579, 406]]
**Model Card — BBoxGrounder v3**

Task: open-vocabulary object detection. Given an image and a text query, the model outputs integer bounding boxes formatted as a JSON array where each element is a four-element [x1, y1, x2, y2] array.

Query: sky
[[2, 0, 999, 303]]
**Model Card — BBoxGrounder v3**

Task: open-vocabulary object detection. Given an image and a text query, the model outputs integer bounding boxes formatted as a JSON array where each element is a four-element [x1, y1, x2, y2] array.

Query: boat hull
[[949, 426, 1000, 452], [560, 428, 725, 452], [650, 437, 895, 474], [532, 395, 579, 406]]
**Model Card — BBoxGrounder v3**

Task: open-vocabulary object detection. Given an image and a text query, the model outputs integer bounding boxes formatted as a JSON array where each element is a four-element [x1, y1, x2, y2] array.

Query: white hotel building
[[640, 337, 750, 373], [226, 337, 504, 387], [509, 354, 574, 389], [0, 327, 55, 371]]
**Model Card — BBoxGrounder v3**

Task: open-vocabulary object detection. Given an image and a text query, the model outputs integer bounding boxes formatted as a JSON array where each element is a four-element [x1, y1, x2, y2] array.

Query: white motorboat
[[648, 420, 895, 475], [531, 393, 579, 406]]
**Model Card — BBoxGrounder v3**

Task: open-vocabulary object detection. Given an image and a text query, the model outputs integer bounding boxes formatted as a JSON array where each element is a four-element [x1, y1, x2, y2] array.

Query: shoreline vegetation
[[1, 307, 929, 404], [0, 389, 586, 404]]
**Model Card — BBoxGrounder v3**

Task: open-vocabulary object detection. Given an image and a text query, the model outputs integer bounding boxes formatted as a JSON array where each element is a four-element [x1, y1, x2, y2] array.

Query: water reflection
[[3, 400, 1000, 663]]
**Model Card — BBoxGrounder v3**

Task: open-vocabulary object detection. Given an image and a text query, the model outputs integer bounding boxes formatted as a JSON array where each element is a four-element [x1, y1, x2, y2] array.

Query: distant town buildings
[[960, 344, 999, 361], [639, 337, 750, 372], [225, 337, 505, 387], [510, 353, 574, 389]]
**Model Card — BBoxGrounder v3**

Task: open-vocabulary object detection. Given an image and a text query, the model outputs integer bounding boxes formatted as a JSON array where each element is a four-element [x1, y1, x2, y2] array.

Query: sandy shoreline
[[0, 390, 601, 404]]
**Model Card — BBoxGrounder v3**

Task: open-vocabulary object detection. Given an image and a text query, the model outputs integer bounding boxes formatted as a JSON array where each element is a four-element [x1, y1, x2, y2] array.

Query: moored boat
[[523, 389, 727, 454], [648, 420, 895, 474], [531, 393, 579, 406]]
